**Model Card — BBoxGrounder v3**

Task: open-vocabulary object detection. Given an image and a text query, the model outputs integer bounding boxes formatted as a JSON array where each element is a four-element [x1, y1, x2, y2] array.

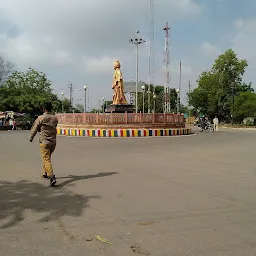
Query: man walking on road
[[213, 116, 219, 132], [30, 102, 58, 186]]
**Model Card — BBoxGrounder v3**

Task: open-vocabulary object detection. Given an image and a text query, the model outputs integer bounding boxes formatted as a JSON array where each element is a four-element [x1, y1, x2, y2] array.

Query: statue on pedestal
[[105, 60, 133, 113], [112, 60, 127, 105]]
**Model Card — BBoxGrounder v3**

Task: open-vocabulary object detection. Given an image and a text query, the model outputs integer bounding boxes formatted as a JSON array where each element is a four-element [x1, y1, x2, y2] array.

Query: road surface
[[0, 129, 256, 255]]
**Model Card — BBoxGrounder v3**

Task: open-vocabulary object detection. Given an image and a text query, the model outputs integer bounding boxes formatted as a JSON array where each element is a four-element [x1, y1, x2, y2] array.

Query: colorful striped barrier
[[57, 128, 191, 137]]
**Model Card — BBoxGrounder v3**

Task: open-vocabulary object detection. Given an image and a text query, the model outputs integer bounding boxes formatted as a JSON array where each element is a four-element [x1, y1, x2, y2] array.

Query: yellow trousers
[[40, 143, 56, 176]]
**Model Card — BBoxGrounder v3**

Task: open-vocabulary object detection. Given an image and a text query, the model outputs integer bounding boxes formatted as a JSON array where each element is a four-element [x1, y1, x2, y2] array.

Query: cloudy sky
[[0, 0, 255, 109]]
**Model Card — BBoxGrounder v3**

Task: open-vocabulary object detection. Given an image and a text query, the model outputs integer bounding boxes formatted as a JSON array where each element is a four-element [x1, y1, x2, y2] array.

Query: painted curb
[[57, 128, 192, 137]]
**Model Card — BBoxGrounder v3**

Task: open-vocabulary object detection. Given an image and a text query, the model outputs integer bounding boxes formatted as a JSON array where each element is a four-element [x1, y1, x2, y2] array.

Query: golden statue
[[112, 60, 127, 105]]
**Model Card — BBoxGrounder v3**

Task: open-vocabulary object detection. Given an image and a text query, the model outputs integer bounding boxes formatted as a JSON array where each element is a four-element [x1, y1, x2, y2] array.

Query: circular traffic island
[[56, 113, 191, 138]]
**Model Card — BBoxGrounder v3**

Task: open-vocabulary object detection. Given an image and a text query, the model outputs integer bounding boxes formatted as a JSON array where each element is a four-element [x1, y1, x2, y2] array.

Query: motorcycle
[[197, 122, 214, 132]]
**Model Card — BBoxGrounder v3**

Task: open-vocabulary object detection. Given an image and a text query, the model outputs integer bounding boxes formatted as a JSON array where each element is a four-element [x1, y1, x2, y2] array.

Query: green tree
[[212, 49, 248, 85], [102, 100, 112, 112], [104, 100, 112, 107], [0, 68, 61, 115], [74, 104, 84, 113], [0, 55, 14, 86], [137, 84, 177, 113], [97, 100, 112, 113], [59, 98, 73, 113], [90, 108, 99, 113], [180, 104, 189, 114], [237, 82, 254, 93], [188, 49, 251, 121], [234, 92, 256, 123]]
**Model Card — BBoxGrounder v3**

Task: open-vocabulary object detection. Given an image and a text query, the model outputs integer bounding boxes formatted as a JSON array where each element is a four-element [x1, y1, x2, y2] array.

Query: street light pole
[[147, 89, 151, 113], [141, 85, 145, 113], [230, 66, 236, 126], [61, 92, 64, 113], [231, 82, 235, 125], [83, 86, 87, 112], [179, 61, 181, 113], [136, 42, 139, 113], [188, 81, 191, 123], [153, 93, 156, 113], [176, 89, 180, 113], [129, 31, 146, 113]]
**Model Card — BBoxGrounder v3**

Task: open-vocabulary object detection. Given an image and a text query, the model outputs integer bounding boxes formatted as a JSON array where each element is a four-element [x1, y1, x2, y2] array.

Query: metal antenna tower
[[163, 22, 171, 113], [148, 0, 155, 113]]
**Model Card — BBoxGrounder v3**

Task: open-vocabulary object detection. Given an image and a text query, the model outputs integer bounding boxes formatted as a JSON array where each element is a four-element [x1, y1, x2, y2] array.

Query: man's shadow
[[56, 172, 119, 187], [0, 180, 100, 229]]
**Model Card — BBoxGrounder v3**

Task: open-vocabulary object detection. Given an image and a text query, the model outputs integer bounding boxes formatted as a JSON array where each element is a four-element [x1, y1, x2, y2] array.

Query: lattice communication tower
[[163, 22, 171, 113]]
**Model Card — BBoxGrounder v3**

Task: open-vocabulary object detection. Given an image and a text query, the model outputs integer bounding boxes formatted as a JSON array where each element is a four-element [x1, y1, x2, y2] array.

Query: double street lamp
[[129, 31, 146, 113]]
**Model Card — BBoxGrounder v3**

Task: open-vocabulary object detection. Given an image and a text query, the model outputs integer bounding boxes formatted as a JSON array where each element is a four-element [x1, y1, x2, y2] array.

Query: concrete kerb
[[57, 127, 192, 138]]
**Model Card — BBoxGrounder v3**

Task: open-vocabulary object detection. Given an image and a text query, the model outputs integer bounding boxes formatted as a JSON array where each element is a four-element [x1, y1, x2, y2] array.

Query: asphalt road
[[0, 129, 256, 256]]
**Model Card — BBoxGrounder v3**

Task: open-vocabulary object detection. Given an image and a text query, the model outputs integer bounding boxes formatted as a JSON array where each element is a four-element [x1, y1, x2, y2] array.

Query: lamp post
[[176, 89, 180, 113], [61, 92, 64, 113], [231, 82, 235, 126], [153, 93, 157, 113], [83, 86, 87, 112], [229, 65, 236, 125], [147, 89, 151, 113], [129, 31, 146, 113], [141, 85, 145, 113], [102, 97, 105, 113]]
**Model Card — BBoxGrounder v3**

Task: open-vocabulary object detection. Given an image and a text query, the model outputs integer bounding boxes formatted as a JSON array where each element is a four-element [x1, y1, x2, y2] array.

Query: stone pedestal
[[105, 104, 134, 113]]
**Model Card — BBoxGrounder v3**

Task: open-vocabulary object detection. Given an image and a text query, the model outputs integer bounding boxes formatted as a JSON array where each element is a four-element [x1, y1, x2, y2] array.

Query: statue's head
[[114, 60, 121, 70]]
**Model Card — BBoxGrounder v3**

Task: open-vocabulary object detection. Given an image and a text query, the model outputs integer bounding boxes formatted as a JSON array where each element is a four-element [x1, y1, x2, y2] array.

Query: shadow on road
[[0, 180, 100, 229], [56, 172, 119, 187]]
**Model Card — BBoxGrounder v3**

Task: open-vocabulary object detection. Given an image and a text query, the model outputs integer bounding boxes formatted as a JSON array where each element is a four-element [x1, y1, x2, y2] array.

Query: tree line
[[188, 49, 255, 123], [0, 58, 82, 117]]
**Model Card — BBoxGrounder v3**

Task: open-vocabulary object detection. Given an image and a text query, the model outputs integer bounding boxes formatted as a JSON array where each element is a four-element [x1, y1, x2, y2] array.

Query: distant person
[[213, 116, 219, 131], [12, 119, 16, 131], [30, 102, 58, 186], [9, 119, 13, 130]]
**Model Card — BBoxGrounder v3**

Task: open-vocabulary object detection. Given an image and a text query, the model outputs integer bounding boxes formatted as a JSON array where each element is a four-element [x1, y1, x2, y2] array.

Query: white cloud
[[232, 19, 256, 61], [0, 0, 202, 108], [83, 56, 116, 75], [199, 19, 256, 87], [232, 19, 256, 83], [234, 19, 244, 29], [1, 0, 201, 57], [201, 42, 220, 57]]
